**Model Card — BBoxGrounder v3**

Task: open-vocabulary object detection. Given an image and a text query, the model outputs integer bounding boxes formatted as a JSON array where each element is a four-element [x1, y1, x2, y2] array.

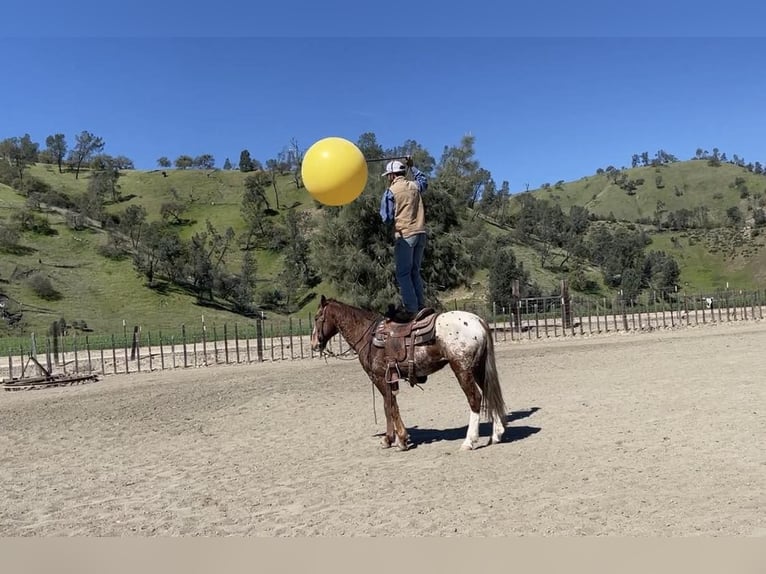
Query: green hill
[[525, 160, 765, 226], [2, 158, 766, 338]]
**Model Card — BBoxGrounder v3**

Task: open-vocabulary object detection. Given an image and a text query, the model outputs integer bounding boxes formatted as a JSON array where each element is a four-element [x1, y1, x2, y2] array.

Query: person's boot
[[385, 305, 414, 323]]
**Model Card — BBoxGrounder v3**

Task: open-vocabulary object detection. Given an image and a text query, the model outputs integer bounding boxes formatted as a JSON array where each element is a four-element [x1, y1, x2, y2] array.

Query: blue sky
[[2, 2, 765, 193]]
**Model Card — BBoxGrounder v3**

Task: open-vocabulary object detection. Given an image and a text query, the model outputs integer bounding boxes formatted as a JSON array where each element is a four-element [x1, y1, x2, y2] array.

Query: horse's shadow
[[396, 407, 541, 448]]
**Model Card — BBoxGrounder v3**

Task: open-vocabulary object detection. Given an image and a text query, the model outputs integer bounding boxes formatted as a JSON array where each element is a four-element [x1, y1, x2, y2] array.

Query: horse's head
[[310, 295, 339, 353]]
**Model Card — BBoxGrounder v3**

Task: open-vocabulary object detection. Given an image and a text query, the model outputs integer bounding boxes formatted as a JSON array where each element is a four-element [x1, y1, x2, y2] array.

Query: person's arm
[[411, 167, 427, 193], [379, 188, 395, 223], [405, 157, 427, 193]]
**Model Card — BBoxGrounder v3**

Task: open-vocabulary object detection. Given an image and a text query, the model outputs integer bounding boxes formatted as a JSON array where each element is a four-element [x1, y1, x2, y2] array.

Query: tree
[[223, 157, 232, 170], [160, 188, 190, 225], [265, 159, 282, 209], [193, 154, 215, 169], [356, 132, 384, 160], [88, 155, 122, 203], [239, 149, 254, 172], [133, 222, 184, 287], [643, 251, 680, 295], [289, 138, 303, 189], [118, 204, 147, 250], [68, 131, 105, 179], [432, 134, 482, 209], [232, 250, 257, 312], [0, 134, 39, 183], [157, 157, 171, 168], [587, 224, 650, 287], [279, 209, 318, 309], [45, 134, 68, 173], [487, 247, 529, 306], [185, 221, 235, 301], [174, 155, 193, 169], [241, 173, 273, 249], [726, 206, 743, 227]]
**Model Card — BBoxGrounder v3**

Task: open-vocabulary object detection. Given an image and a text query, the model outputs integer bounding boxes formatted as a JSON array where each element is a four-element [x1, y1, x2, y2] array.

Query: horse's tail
[[478, 318, 507, 425]]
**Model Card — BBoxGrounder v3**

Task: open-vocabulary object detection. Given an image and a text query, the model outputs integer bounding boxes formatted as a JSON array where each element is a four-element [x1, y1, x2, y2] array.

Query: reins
[[317, 310, 383, 424]]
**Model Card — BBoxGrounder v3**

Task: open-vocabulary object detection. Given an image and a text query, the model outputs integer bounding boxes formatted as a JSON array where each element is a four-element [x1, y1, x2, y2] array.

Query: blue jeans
[[394, 233, 427, 313]]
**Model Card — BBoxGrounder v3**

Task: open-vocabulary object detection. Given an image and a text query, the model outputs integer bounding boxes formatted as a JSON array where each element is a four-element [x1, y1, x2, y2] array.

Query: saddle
[[373, 308, 438, 390]]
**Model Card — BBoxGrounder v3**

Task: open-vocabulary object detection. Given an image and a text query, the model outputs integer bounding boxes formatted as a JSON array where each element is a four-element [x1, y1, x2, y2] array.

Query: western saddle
[[372, 308, 438, 391]]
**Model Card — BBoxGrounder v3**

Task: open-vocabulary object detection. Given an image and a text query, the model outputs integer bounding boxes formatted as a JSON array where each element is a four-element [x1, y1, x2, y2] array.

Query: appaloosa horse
[[310, 296, 507, 451]]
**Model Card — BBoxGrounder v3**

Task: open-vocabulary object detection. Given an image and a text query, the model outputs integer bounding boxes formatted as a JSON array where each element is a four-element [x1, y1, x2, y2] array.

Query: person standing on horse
[[379, 156, 429, 323]]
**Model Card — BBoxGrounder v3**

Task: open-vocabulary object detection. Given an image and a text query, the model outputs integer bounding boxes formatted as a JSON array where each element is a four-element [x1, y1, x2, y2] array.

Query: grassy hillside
[[2, 159, 766, 338], [1, 165, 325, 335], [527, 161, 766, 225]]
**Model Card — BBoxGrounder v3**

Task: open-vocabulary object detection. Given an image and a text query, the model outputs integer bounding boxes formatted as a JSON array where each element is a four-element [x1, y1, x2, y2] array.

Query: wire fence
[[1, 288, 764, 384]]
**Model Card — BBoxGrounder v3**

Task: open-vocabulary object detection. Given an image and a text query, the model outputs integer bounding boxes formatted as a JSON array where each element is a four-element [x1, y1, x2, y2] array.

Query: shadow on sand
[[378, 407, 542, 448]]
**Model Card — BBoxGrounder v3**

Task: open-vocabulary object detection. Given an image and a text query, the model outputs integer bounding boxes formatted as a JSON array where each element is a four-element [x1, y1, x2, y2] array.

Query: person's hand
[[404, 156, 414, 168]]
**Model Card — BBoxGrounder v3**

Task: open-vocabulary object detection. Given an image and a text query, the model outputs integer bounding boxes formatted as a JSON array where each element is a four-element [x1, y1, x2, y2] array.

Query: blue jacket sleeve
[[412, 167, 428, 193], [380, 189, 394, 223]]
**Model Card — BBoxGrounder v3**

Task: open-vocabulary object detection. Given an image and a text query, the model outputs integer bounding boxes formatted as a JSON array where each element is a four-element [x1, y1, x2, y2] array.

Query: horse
[[310, 295, 508, 451]]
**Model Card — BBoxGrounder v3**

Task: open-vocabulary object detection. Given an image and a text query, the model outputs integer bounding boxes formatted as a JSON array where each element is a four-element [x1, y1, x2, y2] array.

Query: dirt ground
[[1, 321, 764, 537]]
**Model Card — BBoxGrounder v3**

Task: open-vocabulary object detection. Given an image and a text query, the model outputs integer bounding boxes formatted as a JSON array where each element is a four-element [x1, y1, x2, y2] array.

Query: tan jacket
[[389, 175, 426, 239]]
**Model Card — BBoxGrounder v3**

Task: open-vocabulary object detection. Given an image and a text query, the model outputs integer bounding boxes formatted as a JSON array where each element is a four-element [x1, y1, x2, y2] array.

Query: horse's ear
[[320, 294, 327, 308]]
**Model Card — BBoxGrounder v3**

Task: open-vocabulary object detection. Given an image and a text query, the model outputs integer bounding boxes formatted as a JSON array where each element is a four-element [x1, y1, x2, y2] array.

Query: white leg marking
[[491, 412, 506, 444], [461, 410, 481, 451]]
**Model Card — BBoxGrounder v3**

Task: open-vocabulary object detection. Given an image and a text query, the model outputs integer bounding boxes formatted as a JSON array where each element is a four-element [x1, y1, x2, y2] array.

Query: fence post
[[86, 335, 92, 373], [693, 295, 704, 327], [159, 332, 165, 370], [202, 315, 208, 366], [560, 279, 572, 330], [52, 321, 60, 366], [224, 324, 230, 364], [213, 325, 219, 364], [72, 333, 79, 373], [621, 294, 628, 331], [288, 318, 294, 360], [135, 327, 142, 372], [298, 318, 305, 359], [111, 334, 118, 374], [46, 336, 53, 375], [235, 323, 240, 364], [147, 332, 153, 371], [182, 324, 188, 368], [257, 316, 264, 362]]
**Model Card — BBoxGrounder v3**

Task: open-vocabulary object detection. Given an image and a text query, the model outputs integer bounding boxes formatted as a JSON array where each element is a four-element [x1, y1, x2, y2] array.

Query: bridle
[[313, 303, 379, 360], [313, 309, 329, 351]]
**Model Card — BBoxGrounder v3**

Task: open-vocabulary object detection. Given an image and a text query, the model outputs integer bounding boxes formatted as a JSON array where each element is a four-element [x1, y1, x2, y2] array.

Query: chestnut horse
[[310, 296, 507, 451]]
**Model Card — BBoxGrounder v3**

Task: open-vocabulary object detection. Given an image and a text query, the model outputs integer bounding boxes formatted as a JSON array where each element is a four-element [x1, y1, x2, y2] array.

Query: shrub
[[28, 273, 61, 300]]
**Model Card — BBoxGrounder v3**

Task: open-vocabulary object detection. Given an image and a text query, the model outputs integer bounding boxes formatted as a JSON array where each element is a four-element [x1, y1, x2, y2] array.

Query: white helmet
[[382, 160, 406, 176]]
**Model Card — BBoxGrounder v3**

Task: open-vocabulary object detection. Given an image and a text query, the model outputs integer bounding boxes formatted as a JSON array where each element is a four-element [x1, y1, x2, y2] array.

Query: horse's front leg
[[389, 395, 410, 451], [371, 376, 395, 448], [373, 375, 409, 451]]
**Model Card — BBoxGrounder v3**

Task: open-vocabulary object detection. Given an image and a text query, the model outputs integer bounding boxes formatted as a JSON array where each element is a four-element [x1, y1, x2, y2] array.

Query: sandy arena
[[1, 321, 764, 536]]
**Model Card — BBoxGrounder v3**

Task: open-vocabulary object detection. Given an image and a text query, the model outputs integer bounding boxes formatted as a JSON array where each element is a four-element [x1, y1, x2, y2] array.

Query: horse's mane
[[325, 298, 381, 321]]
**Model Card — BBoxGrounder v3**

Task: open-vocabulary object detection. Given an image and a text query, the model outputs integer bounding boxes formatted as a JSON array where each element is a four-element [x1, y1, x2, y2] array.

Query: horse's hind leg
[[491, 412, 505, 445], [450, 362, 483, 451]]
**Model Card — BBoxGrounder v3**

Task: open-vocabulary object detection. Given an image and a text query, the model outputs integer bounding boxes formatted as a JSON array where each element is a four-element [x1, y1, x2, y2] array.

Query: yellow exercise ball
[[301, 137, 368, 206]]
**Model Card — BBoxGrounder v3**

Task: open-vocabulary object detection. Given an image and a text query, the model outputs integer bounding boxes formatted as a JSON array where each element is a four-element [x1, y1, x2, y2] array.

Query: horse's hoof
[[380, 436, 392, 449], [460, 441, 475, 451], [491, 435, 504, 445]]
